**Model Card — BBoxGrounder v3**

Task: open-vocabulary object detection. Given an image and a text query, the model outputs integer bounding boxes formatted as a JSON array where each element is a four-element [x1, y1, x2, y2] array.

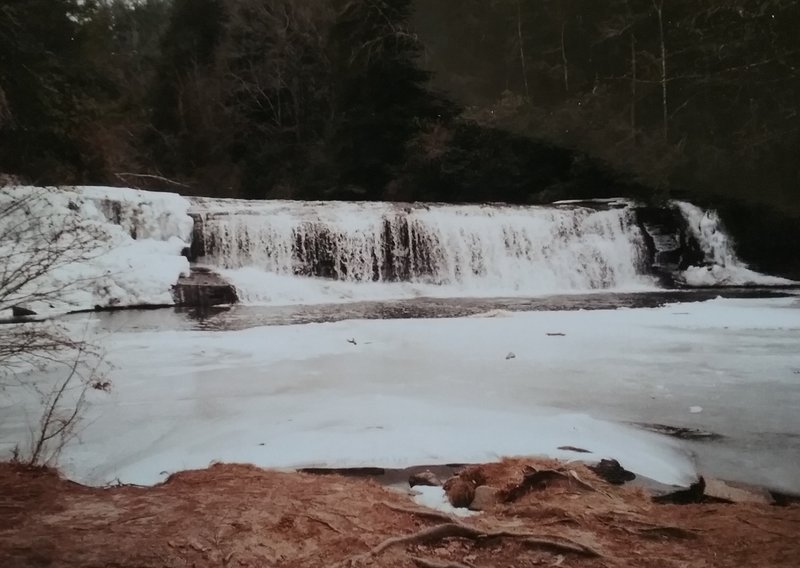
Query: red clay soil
[[1, 458, 799, 568]]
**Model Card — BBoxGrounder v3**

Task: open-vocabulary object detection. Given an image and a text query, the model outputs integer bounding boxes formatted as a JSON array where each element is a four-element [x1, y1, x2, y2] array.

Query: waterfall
[[673, 201, 794, 287], [4, 186, 792, 316], [189, 198, 656, 304]]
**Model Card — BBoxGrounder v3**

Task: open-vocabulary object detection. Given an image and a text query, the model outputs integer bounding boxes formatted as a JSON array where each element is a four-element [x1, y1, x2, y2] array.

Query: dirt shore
[[2, 458, 799, 567]]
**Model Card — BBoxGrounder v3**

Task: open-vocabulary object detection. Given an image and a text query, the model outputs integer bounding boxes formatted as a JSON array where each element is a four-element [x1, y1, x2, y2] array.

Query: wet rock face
[[634, 205, 705, 286]]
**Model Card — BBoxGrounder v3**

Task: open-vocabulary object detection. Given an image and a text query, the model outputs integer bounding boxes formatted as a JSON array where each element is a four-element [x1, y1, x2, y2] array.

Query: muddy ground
[[1, 458, 799, 568]]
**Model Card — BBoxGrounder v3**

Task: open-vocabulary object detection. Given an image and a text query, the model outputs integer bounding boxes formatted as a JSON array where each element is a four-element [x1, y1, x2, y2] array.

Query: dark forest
[[1, 0, 797, 224]]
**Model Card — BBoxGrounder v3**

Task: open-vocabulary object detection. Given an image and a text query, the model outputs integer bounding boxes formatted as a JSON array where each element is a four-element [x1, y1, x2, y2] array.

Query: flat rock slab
[[173, 267, 237, 307]]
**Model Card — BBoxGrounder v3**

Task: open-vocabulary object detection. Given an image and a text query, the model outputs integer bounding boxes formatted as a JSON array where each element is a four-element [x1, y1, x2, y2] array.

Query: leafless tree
[[0, 184, 110, 467], [652, 0, 668, 141]]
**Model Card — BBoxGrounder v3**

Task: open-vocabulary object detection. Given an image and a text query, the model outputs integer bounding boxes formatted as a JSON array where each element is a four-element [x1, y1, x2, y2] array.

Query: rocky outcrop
[[635, 204, 705, 286], [172, 267, 237, 307]]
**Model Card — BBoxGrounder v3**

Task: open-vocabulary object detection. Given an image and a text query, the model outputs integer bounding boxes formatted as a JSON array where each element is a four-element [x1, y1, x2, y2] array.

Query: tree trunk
[[630, 31, 637, 144], [516, 0, 530, 101], [561, 20, 569, 93], [653, 0, 668, 141]]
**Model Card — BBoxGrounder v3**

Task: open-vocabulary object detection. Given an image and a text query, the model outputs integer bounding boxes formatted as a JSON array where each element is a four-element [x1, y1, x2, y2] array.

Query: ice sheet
[[5, 297, 798, 489]]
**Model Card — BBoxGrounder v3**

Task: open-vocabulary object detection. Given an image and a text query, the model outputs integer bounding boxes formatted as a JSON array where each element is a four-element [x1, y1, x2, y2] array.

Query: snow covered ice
[[3, 295, 799, 492]]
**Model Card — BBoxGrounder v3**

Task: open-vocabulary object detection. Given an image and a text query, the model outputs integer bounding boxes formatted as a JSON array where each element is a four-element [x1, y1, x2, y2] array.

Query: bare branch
[[114, 173, 191, 189]]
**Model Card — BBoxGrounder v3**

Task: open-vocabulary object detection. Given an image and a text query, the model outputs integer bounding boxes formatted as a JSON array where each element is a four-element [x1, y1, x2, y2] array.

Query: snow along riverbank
[[0, 186, 192, 317]]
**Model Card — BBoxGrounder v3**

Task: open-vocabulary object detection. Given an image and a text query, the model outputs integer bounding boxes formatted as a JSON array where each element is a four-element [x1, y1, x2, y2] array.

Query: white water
[[192, 198, 657, 304], [675, 202, 795, 287], [1, 187, 793, 315]]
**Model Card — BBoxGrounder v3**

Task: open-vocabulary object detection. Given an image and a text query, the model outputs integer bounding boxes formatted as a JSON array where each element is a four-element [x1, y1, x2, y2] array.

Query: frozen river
[[3, 292, 799, 493]]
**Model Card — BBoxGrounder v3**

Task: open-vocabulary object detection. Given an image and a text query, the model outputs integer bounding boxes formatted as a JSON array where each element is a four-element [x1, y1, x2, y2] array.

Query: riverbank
[[2, 458, 798, 568]]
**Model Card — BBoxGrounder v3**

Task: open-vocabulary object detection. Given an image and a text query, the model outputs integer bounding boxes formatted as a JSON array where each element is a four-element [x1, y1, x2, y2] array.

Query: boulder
[[469, 485, 498, 511], [444, 477, 476, 508], [408, 470, 442, 488]]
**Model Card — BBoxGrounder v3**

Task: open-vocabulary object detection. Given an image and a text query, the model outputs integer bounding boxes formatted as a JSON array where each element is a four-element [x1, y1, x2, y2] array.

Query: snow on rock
[[409, 486, 477, 517], [80, 186, 193, 241], [675, 201, 795, 286], [0, 186, 192, 315]]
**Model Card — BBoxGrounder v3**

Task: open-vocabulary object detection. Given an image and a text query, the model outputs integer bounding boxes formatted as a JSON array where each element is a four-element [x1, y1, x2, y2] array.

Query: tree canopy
[[0, 0, 797, 219]]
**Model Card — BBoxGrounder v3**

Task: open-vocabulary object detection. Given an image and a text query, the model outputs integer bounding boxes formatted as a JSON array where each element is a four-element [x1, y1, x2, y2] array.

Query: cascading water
[[3, 186, 793, 316], [674, 201, 794, 286], [189, 198, 657, 304]]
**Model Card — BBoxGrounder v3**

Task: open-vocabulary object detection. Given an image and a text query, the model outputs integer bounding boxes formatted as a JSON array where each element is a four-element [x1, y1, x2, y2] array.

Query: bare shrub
[[0, 184, 111, 466]]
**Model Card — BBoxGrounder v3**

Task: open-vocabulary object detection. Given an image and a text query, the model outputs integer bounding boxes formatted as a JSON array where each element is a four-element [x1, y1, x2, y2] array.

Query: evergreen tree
[[327, 0, 447, 199], [220, 0, 335, 199], [149, 0, 226, 177], [0, 0, 99, 182]]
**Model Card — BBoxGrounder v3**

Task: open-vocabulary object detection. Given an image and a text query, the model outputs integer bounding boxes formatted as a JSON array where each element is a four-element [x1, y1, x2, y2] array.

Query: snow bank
[[0, 186, 192, 315], [80, 186, 193, 241], [675, 201, 795, 286]]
